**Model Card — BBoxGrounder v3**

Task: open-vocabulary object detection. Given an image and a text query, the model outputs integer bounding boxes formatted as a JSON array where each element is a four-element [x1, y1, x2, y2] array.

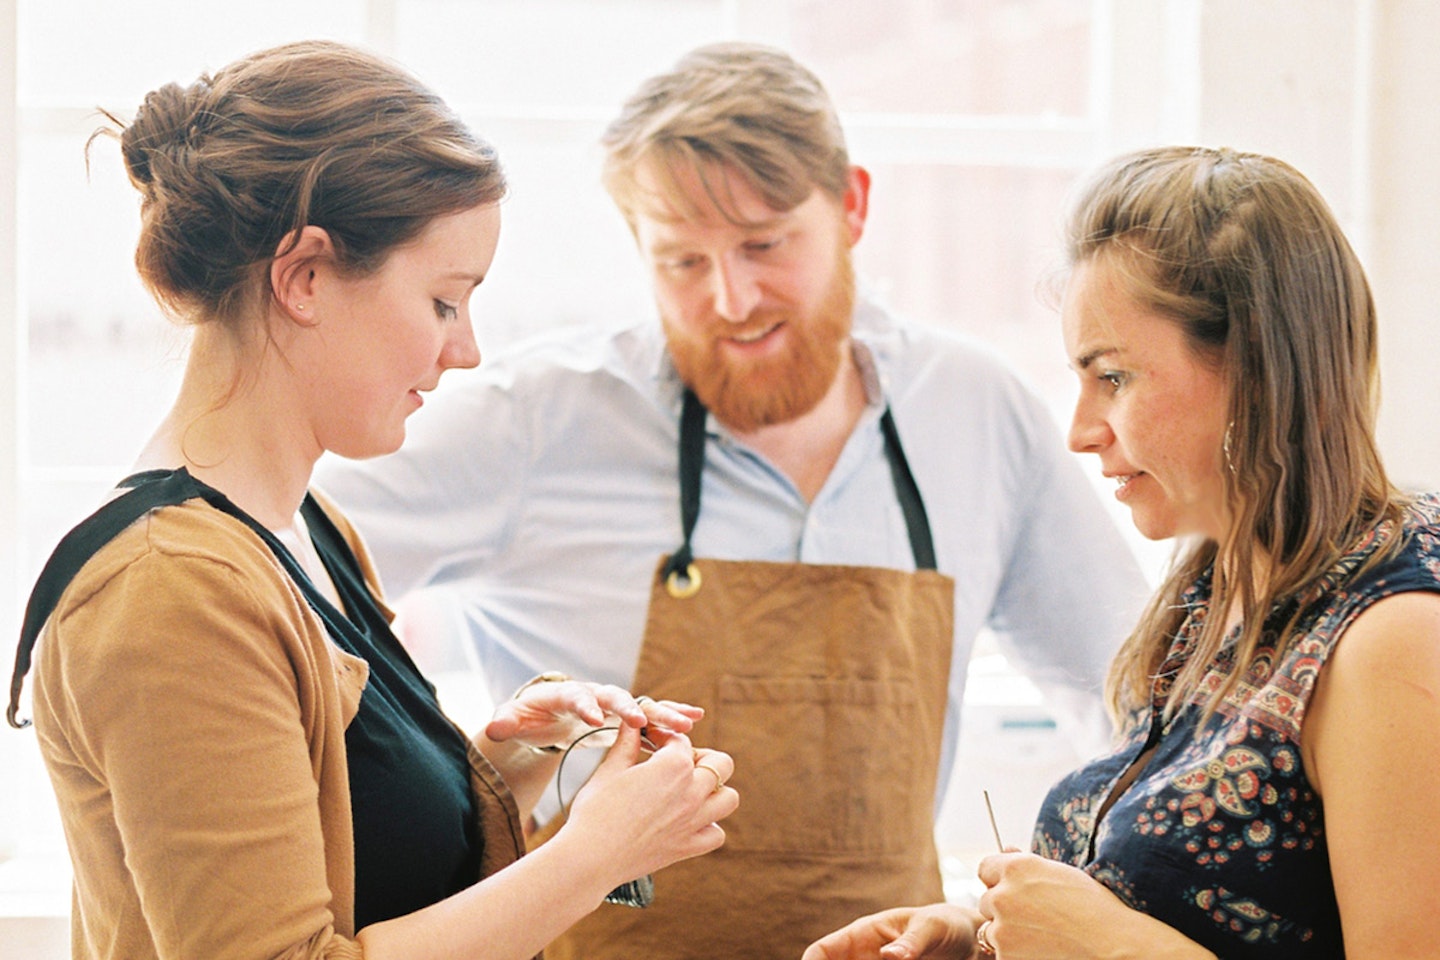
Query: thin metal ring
[[694, 761, 726, 793], [975, 919, 996, 957]]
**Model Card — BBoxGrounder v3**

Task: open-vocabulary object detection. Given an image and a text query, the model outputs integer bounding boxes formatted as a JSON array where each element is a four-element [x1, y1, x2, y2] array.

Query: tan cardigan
[[32, 490, 526, 959]]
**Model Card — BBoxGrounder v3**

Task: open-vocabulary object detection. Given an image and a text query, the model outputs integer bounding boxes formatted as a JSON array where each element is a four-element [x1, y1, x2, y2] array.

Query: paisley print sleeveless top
[[1033, 494, 1440, 959]]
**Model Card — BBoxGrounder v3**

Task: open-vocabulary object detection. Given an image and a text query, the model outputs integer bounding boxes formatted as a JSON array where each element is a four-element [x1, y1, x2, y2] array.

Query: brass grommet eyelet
[[665, 563, 702, 599]]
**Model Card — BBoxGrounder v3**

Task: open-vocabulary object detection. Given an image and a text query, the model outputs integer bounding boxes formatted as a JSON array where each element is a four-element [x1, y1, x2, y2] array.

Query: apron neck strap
[[7, 468, 372, 730], [661, 389, 938, 582], [878, 406, 938, 570], [660, 388, 709, 583], [8, 469, 212, 728]]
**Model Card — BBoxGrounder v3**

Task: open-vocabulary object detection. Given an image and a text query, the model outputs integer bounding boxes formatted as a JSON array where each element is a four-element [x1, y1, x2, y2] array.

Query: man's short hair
[[601, 41, 851, 226]]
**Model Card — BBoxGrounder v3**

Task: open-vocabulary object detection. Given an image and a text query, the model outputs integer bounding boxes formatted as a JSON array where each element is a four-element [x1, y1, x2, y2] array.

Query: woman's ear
[[270, 225, 336, 324]]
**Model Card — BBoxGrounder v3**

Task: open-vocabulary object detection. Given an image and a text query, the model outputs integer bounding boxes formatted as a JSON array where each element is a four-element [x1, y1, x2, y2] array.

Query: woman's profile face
[[301, 202, 502, 460], [1062, 256, 1230, 543]]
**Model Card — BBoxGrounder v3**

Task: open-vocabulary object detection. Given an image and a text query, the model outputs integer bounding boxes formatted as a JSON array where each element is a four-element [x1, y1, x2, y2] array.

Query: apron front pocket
[[713, 674, 925, 855]]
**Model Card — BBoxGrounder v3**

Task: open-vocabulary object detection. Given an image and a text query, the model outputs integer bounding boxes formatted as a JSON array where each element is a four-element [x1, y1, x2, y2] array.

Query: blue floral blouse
[[1033, 494, 1440, 959]]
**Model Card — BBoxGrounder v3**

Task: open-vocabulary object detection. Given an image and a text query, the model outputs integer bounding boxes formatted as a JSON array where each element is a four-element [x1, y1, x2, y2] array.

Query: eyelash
[[1098, 371, 1127, 392], [434, 299, 459, 321]]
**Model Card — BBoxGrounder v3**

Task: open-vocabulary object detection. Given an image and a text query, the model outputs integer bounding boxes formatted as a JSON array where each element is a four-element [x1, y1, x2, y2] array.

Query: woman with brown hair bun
[[8, 40, 735, 960]]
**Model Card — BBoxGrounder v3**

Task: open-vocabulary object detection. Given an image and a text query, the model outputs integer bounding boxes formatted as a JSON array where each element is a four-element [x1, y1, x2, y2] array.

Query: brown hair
[[1066, 146, 1404, 721], [600, 41, 849, 226], [96, 40, 505, 328]]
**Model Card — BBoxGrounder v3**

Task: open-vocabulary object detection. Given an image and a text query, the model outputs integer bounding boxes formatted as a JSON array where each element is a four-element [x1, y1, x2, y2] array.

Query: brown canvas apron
[[540, 390, 955, 960]]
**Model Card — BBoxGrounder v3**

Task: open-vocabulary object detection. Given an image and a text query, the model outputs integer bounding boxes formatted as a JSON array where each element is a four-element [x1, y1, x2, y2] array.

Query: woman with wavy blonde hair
[[807, 146, 1440, 959]]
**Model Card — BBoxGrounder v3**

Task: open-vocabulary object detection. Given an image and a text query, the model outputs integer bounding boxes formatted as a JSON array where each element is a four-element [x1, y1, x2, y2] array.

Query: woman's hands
[[802, 903, 983, 960], [358, 721, 736, 960], [484, 676, 703, 752], [802, 853, 1219, 960], [973, 853, 1216, 960], [479, 675, 707, 821], [971, 853, 1125, 958], [562, 725, 739, 886]]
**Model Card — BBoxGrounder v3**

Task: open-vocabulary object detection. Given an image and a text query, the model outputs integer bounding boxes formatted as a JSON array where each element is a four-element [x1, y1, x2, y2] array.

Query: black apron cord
[[659, 393, 939, 585], [8, 469, 209, 728], [7, 468, 370, 730], [660, 388, 708, 583], [880, 407, 938, 571]]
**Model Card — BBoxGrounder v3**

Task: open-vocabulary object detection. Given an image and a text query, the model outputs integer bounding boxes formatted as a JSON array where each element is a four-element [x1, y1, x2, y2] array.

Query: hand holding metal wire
[[558, 724, 738, 904], [484, 674, 704, 754]]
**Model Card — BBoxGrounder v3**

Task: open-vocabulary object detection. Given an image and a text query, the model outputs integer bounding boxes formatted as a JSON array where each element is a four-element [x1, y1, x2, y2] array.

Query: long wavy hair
[[1066, 146, 1405, 721]]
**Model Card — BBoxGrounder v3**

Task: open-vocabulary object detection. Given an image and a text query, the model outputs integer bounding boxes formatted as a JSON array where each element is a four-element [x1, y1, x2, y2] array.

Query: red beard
[[663, 247, 856, 433]]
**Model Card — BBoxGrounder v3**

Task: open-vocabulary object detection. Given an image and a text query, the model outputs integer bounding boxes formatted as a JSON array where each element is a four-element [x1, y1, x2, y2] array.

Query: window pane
[[395, 0, 727, 113], [788, 0, 1092, 116], [21, 130, 185, 471], [17, 0, 369, 108], [450, 118, 652, 347], [856, 161, 1082, 405]]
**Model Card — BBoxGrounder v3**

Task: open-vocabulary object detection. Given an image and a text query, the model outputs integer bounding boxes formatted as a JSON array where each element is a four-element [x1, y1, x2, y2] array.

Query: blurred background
[[2, 1, 1438, 954]]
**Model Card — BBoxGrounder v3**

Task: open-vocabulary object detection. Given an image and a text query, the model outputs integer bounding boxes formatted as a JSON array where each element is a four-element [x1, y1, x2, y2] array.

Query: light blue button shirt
[[317, 299, 1148, 819]]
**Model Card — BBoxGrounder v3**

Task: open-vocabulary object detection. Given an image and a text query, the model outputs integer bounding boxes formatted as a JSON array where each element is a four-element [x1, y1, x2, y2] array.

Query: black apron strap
[[660, 391, 939, 587], [659, 388, 709, 585], [7, 468, 372, 729], [879, 407, 938, 570], [8, 469, 215, 728]]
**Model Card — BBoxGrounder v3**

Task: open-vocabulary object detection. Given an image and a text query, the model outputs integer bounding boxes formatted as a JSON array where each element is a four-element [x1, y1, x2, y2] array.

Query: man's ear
[[841, 165, 871, 246], [270, 225, 335, 323]]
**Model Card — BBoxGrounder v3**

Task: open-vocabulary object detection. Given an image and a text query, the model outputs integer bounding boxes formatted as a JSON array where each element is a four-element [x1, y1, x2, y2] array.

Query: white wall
[[1368, 0, 1440, 491], [0, 0, 18, 668], [1191, 0, 1440, 491]]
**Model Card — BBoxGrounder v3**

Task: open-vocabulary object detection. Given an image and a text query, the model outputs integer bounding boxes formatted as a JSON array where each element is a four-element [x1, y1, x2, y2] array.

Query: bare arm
[[1303, 590, 1440, 959]]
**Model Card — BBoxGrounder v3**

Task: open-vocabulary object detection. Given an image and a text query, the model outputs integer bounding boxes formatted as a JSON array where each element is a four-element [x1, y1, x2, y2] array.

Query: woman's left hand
[[976, 853, 1214, 959], [484, 678, 703, 753]]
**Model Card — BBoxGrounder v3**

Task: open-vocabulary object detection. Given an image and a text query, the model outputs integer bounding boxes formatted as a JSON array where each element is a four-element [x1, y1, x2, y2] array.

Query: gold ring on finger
[[975, 919, 996, 957], [694, 762, 725, 793]]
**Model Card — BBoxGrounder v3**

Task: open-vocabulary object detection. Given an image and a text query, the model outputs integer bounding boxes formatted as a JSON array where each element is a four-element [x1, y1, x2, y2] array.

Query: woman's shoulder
[[1304, 493, 1440, 661], [1373, 492, 1440, 586], [1402, 491, 1440, 538], [1316, 494, 1440, 604], [46, 499, 305, 643], [98, 496, 286, 571]]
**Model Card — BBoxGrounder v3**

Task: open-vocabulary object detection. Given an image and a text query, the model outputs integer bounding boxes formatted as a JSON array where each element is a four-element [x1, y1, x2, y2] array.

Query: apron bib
[[541, 391, 955, 960]]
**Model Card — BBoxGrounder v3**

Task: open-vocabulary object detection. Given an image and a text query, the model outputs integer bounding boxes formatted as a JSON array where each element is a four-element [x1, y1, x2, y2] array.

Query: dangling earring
[[1222, 422, 1237, 474]]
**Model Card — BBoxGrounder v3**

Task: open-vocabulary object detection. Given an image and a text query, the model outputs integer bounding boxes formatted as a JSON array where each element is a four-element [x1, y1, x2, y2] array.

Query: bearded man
[[318, 41, 1145, 960]]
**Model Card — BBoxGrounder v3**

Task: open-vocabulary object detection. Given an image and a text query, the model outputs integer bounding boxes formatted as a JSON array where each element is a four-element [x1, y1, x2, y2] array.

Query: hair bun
[[106, 40, 503, 327], [121, 79, 212, 188]]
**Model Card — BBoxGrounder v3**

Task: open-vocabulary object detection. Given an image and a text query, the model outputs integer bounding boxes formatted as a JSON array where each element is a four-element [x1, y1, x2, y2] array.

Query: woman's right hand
[[561, 724, 738, 883], [803, 904, 982, 960]]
